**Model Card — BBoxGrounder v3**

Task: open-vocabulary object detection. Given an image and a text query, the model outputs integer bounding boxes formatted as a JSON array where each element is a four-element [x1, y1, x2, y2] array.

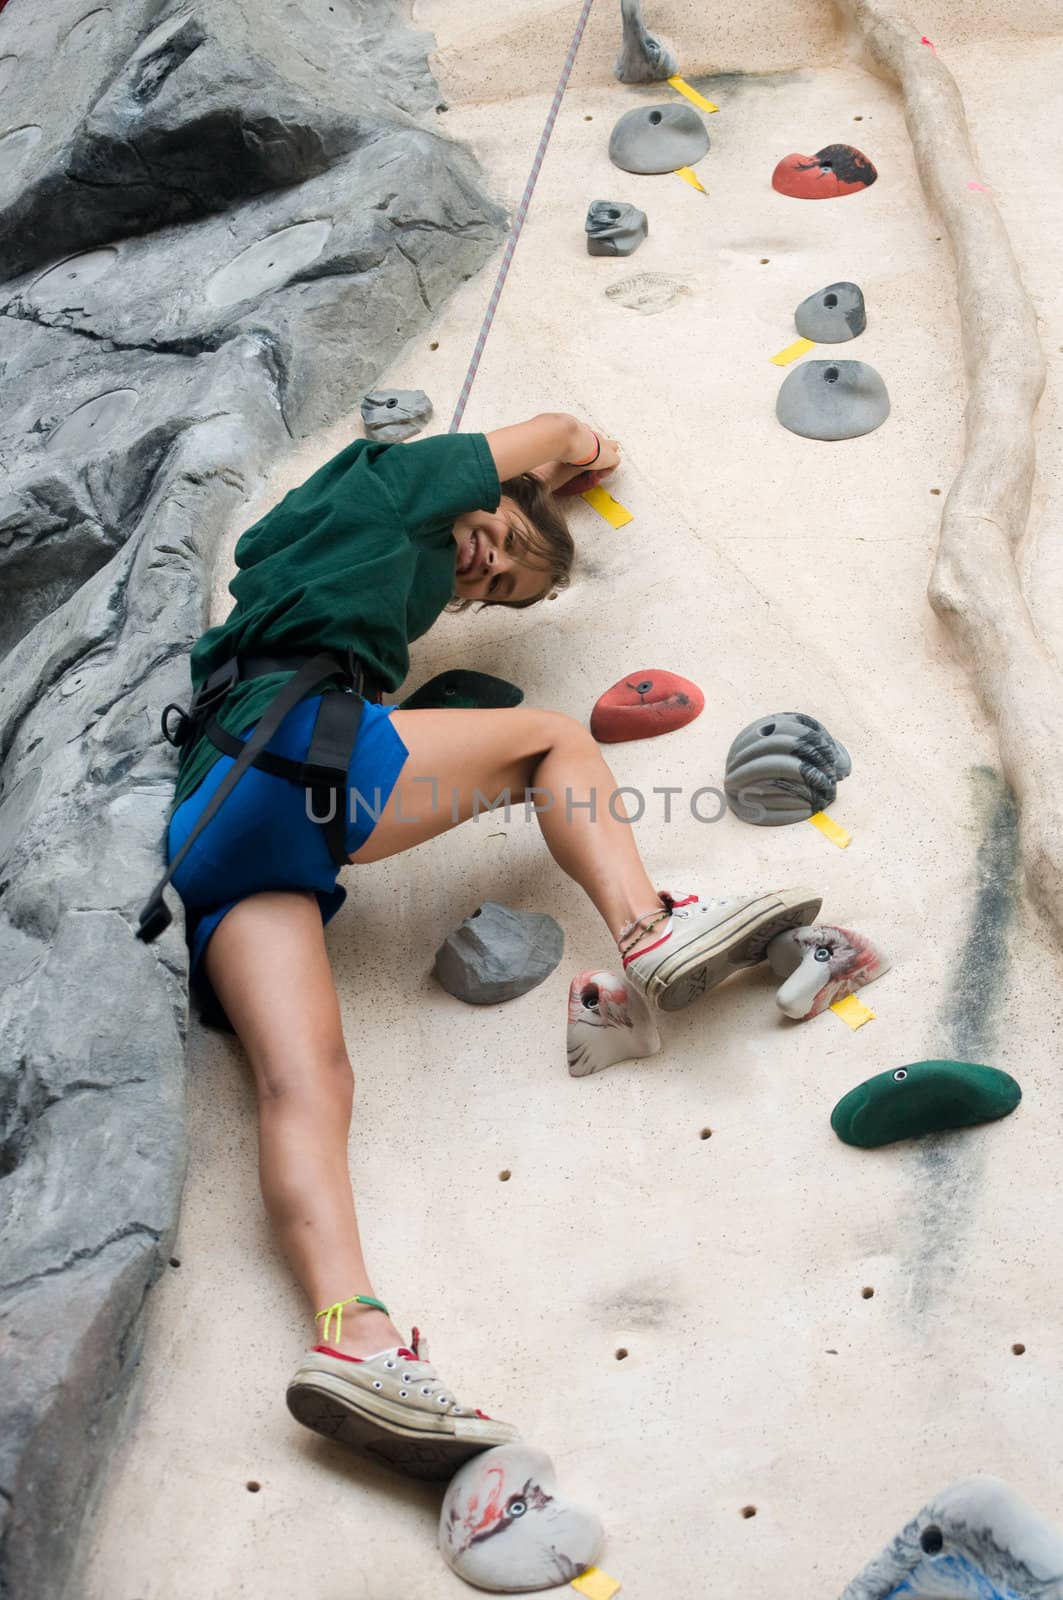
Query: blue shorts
[[168, 694, 408, 1025]]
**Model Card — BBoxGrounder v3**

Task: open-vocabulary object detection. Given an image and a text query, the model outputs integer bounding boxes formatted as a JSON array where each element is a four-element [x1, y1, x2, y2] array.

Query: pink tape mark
[[967, 180, 990, 192], [920, 34, 937, 49]]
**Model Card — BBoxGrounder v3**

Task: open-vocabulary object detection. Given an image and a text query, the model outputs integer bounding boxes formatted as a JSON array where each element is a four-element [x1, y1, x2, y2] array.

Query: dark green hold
[[831, 1059, 1022, 1149], [400, 670, 524, 711]]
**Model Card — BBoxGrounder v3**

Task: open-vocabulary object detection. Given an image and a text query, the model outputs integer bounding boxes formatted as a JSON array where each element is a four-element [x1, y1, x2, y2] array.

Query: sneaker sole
[[285, 1377, 510, 1481], [648, 890, 823, 1012]]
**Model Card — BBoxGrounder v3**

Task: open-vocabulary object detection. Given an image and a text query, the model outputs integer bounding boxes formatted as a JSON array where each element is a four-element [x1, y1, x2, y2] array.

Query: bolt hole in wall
[[499, 1169, 512, 1182], [649, 110, 663, 125], [246, 1481, 261, 1494], [615, 1348, 629, 1361], [861, 1286, 875, 1299], [931, 487, 942, 494], [699, 1127, 712, 1140], [169, 1257, 181, 1268], [759, 258, 770, 264], [741, 1505, 757, 1519], [1012, 1342, 1026, 1355], [430, 341, 439, 351]]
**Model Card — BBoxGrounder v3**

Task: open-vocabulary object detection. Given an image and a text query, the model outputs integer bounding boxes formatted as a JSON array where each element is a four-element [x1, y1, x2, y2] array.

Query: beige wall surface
[[86, 5, 1063, 1598]]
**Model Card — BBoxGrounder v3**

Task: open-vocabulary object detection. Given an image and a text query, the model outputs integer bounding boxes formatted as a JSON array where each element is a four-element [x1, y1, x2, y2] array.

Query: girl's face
[[451, 496, 550, 605]]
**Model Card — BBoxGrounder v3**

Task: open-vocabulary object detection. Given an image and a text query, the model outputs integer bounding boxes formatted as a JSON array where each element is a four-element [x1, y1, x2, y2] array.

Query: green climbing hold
[[400, 670, 524, 711], [831, 1059, 1022, 1148]]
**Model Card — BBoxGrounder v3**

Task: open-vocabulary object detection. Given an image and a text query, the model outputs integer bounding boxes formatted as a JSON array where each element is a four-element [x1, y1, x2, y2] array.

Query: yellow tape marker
[[808, 811, 851, 849], [572, 1569, 622, 1600], [668, 75, 719, 113], [770, 336, 816, 366], [581, 486, 634, 528], [674, 164, 707, 194], [831, 993, 876, 1030]]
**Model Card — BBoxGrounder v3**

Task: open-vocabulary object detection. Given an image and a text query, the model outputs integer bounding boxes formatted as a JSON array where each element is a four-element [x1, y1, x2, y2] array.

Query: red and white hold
[[566, 969, 661, 1076], [768, 924, 890, 1020]]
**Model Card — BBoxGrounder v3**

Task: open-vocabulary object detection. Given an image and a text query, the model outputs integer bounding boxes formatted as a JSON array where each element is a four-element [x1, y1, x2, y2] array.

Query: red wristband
[[569, 430, 601, 468]]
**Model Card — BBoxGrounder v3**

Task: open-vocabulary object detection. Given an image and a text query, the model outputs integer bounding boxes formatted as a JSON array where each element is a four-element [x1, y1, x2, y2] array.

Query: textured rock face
[[434, 903, 564, 1005], [0, 4, 504, 1597]]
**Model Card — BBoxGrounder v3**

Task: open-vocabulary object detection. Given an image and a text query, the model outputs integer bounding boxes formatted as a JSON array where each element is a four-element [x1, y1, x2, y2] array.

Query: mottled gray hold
[[360, 388, 433, 442], [776, 359, 890, 440], [724, 712, 851, 826], [434, 902, 564, 1004], [794, 280, 867, 343], [585, 199, 648, 257], [608, 103, 709, 176], [840, 1474, 1063, 1599], [614, 0, 677, 84]]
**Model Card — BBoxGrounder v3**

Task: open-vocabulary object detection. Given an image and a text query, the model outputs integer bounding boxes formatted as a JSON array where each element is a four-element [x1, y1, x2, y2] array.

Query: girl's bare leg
[[354, 707, 662, 944], [204, 890, 404, 1359]]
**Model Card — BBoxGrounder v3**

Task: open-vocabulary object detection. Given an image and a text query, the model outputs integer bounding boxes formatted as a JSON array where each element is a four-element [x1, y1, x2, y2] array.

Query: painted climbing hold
[[591, 670, 704, 744], [776, 359, 890, 441], [831, 1060, 1022, 1148], [555, 468, 609, 498], [772, 144, 877, 199], [724, 712, 851, 825], [794, 281, 867, 343], [767, 924, 889, 1020], [614, 0, 677, 83], [840, 1475, 1063, 1599], [361, 388, 433, 443], [608, 103, 709, 176], [567, 970, 661, 1077], [440, 1443, 604, 1592], [434, 902, 563, 1006], [585, 200, 648, 258], [400, 670, 523, 711]]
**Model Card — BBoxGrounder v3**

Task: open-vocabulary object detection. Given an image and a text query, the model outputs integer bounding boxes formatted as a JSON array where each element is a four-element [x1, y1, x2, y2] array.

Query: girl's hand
[[593, 435, 622, 474]]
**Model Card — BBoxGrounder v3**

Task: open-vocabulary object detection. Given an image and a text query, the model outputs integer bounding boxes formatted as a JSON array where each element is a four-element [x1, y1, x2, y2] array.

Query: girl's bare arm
[[485, 414, 620, 483]]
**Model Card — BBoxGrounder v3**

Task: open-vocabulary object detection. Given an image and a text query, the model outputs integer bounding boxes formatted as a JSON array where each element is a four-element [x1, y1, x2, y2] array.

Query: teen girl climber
[[151, 412, 821, 1479]]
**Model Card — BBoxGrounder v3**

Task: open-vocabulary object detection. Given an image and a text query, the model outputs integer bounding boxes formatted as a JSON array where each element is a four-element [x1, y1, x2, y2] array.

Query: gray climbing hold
[[776, 359, 889, 441], [724, 712, 851, 826], [608, 103, 709, 176], [434, 902, 564, 1005], [585, 199, 648, 257], [840, 1475, 1063, 1599], [794, 281, 866, 343], [360, 388, 433, 442], [614, 0, 677, 84]]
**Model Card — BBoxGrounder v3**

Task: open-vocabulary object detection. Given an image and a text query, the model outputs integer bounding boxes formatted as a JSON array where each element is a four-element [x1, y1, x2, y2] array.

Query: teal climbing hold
[[400, 670, 523, 711], [831, 1059, 1022, 1148]]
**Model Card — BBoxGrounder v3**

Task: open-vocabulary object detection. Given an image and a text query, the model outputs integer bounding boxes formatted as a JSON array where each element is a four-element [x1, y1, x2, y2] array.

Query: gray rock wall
[[0, 4, 505, 1596]]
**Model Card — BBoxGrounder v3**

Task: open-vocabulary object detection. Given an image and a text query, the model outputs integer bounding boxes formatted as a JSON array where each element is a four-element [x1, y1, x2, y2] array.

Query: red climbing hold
[[555, 468, 609, 498], [771, 144, 878, 199], [590, 670, 705, 744]]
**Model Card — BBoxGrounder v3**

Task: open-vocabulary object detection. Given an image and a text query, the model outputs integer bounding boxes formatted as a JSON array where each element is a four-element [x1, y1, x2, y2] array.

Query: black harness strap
[[138, 653, 363, 944]]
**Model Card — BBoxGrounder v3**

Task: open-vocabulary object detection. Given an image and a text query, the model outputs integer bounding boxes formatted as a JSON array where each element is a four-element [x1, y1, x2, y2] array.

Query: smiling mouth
[[456, 528, 480, 577]]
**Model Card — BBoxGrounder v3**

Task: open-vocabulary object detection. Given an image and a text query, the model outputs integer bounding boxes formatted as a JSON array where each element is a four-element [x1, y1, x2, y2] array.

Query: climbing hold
[[831, 1060, 1022, 1148], [776, 359, 890, 441], [585, 199, 648, 257], [400, 670, 523, 711], [440, 1443, 604, 1593], [840, 1475, 1063, 1599], [567, 970, 661, 1077], [614, 0, 677, 83], [724, 712, 851, 825], [591, 669, 704, 743], [361, 388, 433, 442], [772, 144, 878, 199], [556, 468, 609, 498], [608, 103, 709, 176], [767, 924, 889, 1020], [794, 281, 867, 343], [434, 902, 563, 1005]]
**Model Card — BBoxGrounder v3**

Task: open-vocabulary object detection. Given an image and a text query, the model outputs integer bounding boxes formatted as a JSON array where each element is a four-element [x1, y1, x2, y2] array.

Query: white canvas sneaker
[[623, 888, 823, 1011], [286, 1327, 519, 1480]]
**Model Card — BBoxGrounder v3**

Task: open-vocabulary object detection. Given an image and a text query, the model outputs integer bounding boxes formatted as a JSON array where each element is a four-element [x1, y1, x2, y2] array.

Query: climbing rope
[[448, 0, 597, 433]]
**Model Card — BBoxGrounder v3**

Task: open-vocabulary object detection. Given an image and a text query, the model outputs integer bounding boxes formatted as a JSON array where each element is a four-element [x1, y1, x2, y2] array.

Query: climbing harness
[[448, 0, 597, 433], [136, 651, 381, 944]]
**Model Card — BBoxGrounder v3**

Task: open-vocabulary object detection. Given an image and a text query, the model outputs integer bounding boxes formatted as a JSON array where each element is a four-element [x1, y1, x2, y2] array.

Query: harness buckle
[[161, 703, 194, 748]]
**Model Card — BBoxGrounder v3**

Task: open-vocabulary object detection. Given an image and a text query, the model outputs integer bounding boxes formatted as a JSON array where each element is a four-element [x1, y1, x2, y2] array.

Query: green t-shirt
[[172, 432, 500, 807]]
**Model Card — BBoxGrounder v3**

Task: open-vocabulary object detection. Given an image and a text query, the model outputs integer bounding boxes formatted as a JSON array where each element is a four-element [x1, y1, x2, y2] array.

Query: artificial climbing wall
[[83, 0, 1063, 1596]]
